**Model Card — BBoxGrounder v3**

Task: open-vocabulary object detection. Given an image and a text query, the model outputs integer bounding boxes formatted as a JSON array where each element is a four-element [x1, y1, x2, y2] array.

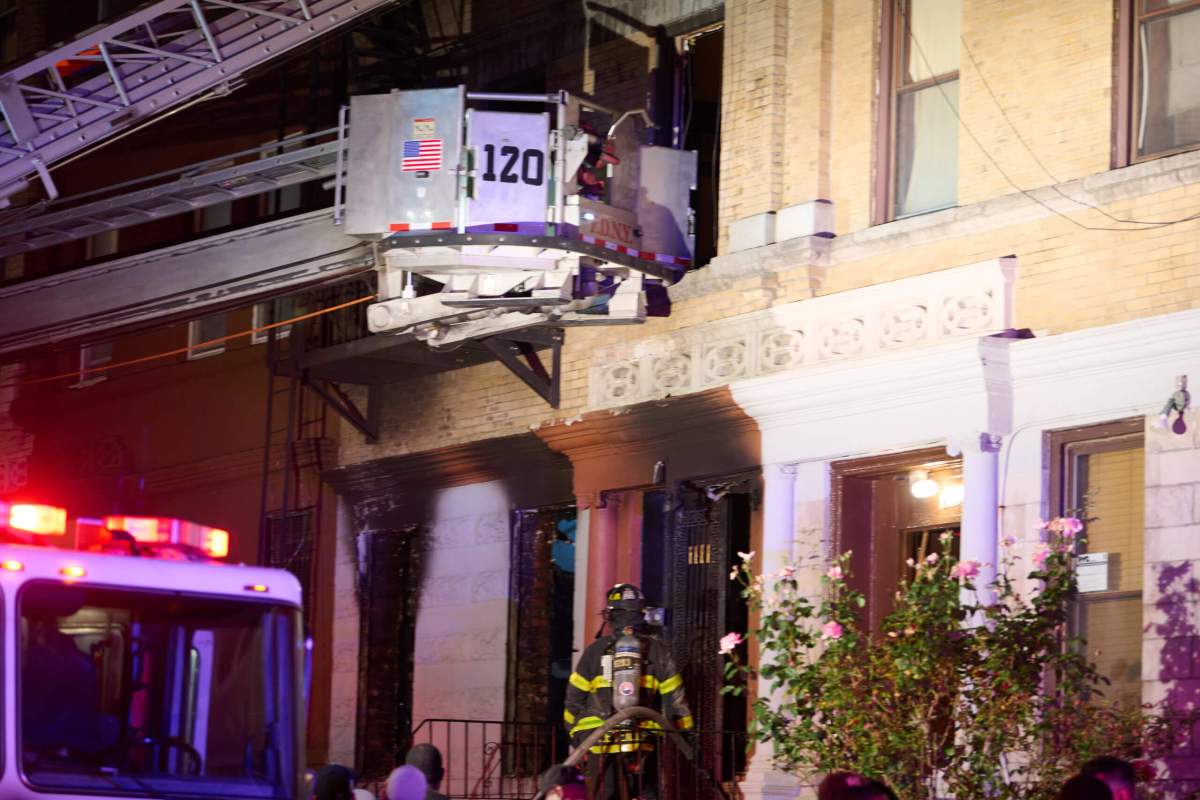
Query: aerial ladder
[[0, 0, 402, 206]]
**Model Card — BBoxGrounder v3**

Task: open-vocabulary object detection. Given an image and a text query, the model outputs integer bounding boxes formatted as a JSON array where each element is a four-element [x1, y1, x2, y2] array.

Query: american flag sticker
[[401, 139, 443, 172]]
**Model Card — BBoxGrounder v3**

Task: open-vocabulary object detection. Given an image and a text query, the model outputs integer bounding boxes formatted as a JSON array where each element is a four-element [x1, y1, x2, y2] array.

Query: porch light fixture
[[909, 470, 939, 499], [938, 482, 965, 510], [1152, 375, 1190, 435]]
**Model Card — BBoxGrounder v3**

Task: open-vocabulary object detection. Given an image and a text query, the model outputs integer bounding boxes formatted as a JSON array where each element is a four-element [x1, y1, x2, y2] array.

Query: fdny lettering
[[589, 217, 636, 245]]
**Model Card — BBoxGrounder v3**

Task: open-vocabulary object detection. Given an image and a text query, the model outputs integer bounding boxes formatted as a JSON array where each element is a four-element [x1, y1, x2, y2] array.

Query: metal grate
[[265, 509, 314, 622], [356, 528, 419, 781]]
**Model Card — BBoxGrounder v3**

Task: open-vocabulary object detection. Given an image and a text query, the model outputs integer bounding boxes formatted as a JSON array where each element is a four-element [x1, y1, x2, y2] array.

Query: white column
[[740, 462, 802, 800], [761, 461, 798, 575], [958, 432, 1001, 606]]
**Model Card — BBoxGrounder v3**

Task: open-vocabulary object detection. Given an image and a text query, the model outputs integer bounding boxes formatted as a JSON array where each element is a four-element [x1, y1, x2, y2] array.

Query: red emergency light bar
[[0, 502, 67, 535], [99, 515, 230, 559]]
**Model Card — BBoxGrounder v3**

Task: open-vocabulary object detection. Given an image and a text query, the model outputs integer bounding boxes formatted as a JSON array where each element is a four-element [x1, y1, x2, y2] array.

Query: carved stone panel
[[588, 257, 1017, 409]]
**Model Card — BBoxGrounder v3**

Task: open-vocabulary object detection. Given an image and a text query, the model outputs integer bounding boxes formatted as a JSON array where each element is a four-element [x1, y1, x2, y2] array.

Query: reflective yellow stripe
[[641, 675, 659, 691], [590, 742, 656, 754], [569, 672, 590, 692], [563, 709, 576, 725], [589, 676, 612, 690], [676, 714, 694, 730], [659, 673, 683, 694], [569, 716, 605, 736]]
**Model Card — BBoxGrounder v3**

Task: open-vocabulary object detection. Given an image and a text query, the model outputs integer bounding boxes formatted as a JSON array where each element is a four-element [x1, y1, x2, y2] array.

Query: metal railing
[[408, 714, 748, 800], [408, 718, 570, 800]]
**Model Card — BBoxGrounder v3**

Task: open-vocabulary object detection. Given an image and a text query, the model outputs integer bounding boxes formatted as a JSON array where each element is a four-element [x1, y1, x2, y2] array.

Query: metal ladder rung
[[0, 0, 397, 204]]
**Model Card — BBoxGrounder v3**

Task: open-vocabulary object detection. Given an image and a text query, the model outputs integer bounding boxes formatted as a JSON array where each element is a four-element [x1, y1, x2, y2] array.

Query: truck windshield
[[19, 581, 300, 799]]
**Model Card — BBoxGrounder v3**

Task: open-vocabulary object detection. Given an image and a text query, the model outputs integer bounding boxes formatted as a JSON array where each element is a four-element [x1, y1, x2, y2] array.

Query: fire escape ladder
[[0, 0, 401, 204]]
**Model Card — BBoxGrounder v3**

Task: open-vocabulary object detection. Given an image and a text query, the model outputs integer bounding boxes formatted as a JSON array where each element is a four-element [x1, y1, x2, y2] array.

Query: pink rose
[[821, 621, 843, 640], [1032, 544, 1050, 569], [950, 559, 981, 580], [778, 564, 796, 580], [718, 632, 744, 655], [1061, 517, 1083, 539], [826, 565, 843, 581], [1001, 535, 1017, 548], [925, 552, 939, 565]]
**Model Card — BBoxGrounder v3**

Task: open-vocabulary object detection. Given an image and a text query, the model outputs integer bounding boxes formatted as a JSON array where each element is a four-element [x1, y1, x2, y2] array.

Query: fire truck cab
[[0, 502, 305, 800]]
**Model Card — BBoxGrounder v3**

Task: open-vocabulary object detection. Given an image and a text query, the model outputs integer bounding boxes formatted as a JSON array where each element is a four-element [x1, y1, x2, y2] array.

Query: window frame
[[1114, 0, 1200, 167], [874, 0, 961, 224], [72, 341, 113, 388], [187, 313, 227, 360], [1044, 417, 1145, 697], [250, 297, 295, 346]]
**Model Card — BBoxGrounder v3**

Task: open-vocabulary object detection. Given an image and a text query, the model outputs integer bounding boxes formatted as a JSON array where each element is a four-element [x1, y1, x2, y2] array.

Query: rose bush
[[723, 520, 1189, 800]]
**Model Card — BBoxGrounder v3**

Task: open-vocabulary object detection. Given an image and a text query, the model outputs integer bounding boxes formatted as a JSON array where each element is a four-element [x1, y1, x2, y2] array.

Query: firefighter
[[564, 583, 693, 800]]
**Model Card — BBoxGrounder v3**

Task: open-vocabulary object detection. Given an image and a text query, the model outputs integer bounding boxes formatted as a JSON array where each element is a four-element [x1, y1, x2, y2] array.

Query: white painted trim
[[734, 306, 1200, 468]]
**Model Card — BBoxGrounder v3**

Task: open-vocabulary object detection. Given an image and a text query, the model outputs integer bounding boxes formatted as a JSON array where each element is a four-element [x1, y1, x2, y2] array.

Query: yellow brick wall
[[783, 0, 835, 206], [717, 0, 790, 248], [730, 0, 1117, 235], [957, 0, 1113, 205], [827, 0, 878, 235], [807, 180, 1200, 336]]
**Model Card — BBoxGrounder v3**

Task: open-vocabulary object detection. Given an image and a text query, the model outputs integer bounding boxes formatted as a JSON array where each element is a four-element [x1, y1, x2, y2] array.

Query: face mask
[[611, 609, 644, 630]]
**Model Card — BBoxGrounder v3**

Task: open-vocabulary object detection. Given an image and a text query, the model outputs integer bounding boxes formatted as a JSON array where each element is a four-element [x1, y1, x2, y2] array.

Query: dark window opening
[[506, 505, 577, 766], [265, 510, 315, 628], [355, 529, 419, 782], [679, 27, 723, 268]]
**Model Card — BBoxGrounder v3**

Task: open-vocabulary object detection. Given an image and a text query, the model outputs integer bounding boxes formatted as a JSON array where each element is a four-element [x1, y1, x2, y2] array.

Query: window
[[19, 581, 298, 797], [1116, 0, 1200, 164], [506, 505, 577, 765], [199, 201, 232, 232], [187, 313, 227, 360], [677, 26, 723, 267], [251, 297, 297, 345], [265, 510, 314, 624], [1047, 419, 1144, 706], [876, 0, 961, 222], [72, 341, 113, 387], [84, 230, 118, 260]]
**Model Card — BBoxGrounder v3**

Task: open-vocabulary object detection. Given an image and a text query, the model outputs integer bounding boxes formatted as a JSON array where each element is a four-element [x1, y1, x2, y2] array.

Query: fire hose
[[532, 706, 731, 800]]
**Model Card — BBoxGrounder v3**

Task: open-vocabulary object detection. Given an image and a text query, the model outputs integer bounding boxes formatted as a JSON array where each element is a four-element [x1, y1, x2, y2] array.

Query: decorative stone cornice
[[592, 257, 1016, 411]]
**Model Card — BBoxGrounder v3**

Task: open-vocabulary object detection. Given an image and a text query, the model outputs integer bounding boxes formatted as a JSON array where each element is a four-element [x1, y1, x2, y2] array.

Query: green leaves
[[722, 520, 1172, 800]]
